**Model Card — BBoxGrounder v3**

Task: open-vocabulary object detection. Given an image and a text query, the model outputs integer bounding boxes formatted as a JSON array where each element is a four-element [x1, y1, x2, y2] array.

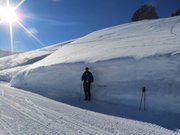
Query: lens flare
[[0, 6, 19, 23], [0, 0, 44, 53]]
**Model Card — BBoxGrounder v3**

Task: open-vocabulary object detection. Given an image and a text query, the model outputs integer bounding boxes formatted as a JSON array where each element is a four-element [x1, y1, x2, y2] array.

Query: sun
[[0, 0, 44, 53], [0, 5, 19, 23]]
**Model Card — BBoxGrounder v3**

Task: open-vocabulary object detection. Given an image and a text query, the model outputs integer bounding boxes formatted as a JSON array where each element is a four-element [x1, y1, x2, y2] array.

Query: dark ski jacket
[[81, 71, 94, 83]]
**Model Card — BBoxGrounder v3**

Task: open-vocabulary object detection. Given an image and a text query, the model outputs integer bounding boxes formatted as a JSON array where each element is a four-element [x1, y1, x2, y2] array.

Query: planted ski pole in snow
[[139, 86, 146, 111], [79, 81, 83, 101]]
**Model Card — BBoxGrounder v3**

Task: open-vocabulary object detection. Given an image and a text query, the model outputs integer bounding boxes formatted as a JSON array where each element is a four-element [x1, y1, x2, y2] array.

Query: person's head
[[85, 67, 89, 72]]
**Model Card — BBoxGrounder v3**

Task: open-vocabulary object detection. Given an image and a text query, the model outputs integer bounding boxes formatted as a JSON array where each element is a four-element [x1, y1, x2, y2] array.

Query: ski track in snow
[[171, 19, 180, 36], [0, 94, 109, 135], [0, 84, 178, 135]]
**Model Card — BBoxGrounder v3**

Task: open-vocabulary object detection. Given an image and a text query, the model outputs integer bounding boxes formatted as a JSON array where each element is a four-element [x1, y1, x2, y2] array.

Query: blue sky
[[0, 0, 179, 52]]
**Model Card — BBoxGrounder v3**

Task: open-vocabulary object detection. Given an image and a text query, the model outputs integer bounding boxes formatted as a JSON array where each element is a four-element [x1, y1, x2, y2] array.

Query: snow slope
[[9, 16, 180, 114], [0, 16, 179, 133], [0, 50, 12, 58], [0, 40, 72, 81], [0, 82, 178, 135]]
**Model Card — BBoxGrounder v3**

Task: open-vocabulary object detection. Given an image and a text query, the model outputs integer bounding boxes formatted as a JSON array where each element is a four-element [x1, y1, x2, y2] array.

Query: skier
[[81, 67, 94, 101]]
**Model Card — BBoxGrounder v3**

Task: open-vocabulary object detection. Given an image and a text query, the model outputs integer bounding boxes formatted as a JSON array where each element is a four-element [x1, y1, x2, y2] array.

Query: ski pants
[[83, 82, 91, 100]]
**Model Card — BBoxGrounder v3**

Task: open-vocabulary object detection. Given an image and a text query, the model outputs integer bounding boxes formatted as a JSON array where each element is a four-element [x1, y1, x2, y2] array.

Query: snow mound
[[32, 16, 180, 65], [9, 16, 180, 114], [0, 41, 73, 81]]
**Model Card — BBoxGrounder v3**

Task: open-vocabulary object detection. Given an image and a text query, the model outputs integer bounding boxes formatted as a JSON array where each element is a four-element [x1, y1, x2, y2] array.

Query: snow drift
[[5, 16, 180, 113], [0, 41, 72, 81]]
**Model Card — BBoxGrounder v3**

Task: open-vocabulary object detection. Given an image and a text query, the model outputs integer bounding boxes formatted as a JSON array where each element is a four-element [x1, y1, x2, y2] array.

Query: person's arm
[[91, 73, 94, 83]]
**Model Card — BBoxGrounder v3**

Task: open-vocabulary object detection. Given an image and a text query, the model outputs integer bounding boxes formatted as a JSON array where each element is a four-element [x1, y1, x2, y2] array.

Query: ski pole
[[139, 90, 143, 111], [139, 87, 146, 111], [143, 87, 146, 111], [79, 81, 83, 101]]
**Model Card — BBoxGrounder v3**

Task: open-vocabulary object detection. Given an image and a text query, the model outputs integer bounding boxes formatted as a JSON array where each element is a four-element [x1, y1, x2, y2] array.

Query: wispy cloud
[[27, 27, 38, 37], [44, 19, 81, 26], [52, 0, 61, 2], [26, 15, 81, 26]]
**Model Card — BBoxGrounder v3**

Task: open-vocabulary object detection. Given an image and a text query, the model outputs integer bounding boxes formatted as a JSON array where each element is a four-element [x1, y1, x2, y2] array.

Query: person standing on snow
[[81, 67, 94, 101]]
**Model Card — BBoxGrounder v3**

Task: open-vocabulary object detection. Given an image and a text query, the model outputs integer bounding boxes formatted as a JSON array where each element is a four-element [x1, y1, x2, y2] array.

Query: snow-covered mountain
[[0, 49, 13, 58], [0, 16, 180, 134], [7, 16, 180, 113], [0, 40, 72, 82]]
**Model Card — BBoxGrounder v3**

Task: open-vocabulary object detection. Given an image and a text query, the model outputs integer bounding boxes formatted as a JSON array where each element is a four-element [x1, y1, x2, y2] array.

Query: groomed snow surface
[[0, 16, 180, 134], [0, 83, 178, 135]]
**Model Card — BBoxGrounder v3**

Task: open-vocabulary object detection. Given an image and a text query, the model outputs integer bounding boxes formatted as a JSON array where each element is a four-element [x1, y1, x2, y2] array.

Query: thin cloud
[[45, 19, 81, 26], [52, 0, 61, 2], [27, 15, 81, 26], [27, 27, 38, 37]]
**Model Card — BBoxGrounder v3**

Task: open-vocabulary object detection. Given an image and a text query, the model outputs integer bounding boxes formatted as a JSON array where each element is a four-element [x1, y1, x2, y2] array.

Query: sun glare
[[0, 6, 19, 23], [0, 0, 44, 53]]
